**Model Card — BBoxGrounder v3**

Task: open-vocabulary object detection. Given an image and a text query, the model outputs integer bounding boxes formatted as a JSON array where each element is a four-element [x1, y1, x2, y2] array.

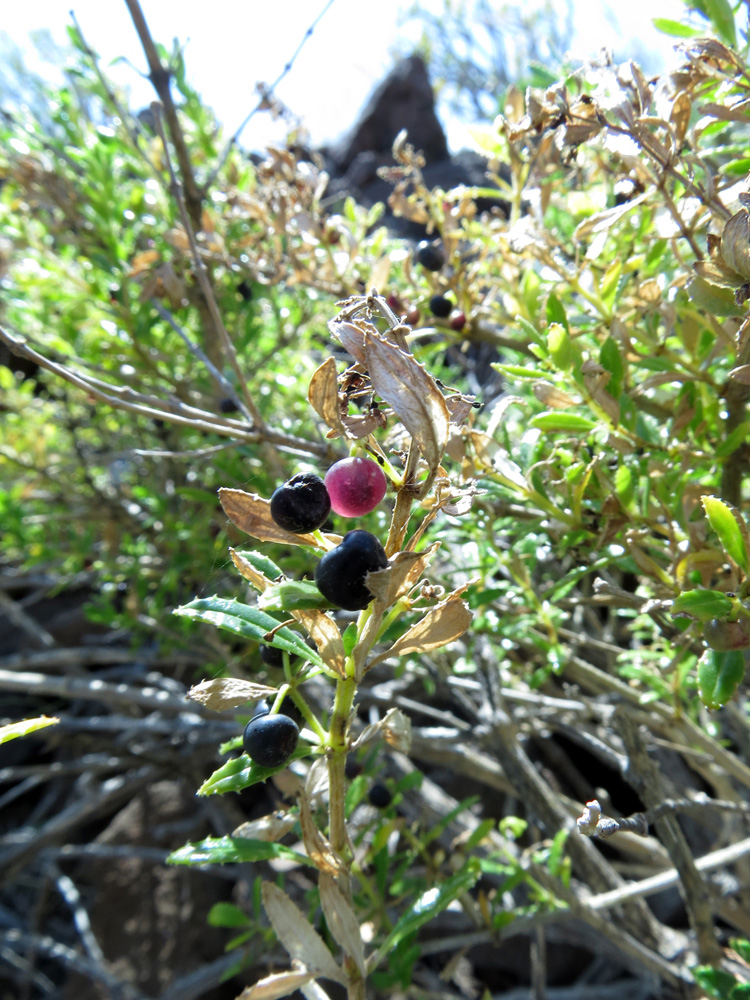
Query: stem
[[327, 674, 357, 856]]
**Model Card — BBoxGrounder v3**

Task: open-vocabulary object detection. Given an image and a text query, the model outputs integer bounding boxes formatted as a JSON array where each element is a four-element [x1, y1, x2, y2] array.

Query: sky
[[2, 0, 687, 153]]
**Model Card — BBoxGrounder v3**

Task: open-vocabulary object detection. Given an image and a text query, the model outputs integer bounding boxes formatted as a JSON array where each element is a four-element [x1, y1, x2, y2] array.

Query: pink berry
[[324, 457, 388, 518]]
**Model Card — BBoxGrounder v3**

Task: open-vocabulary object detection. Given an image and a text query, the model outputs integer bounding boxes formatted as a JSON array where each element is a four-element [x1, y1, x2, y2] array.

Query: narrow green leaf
[[174, 596, 325, 666], [531, 412, 596, 433], [715, 421, 750, 459], [378, 859, 480, 954], [207, 902, 252, 928], [546, 294, 568, 333], [671, 590, 733, 622], [236, 550, 284, 580], [547, 323, 574, 371], [698, 649, 746, 709], [258, 579, 334, 611], [198, 745, 313, 795], [600, 336, 624, 399], [0, 716, 59, 744], [652, 17, 702, 37], [701, 496, 750, 574], [167, 836, 311, 867]]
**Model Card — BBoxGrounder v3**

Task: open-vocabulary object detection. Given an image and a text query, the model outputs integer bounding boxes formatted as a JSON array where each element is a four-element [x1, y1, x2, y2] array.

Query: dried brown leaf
[[533, 382, 578, 409], [233, 810, 297, 843], [237, 969, 316, 1000], [721, 210, 750, 281], [729, 364, 750, 385], [219, 488, 331, 548], [187, 678, 277, 711], [292, 610, 345, 676], [299, 792, 345, 877], [319, 874, 366, 976], [366, 544, 440, 607], [381, 707, 412, 753], [262, 883, 345, 984], [364, 334, 450, 474], [329, 321, 368, 365], [308, 357, 346, 438], [670, 91, 692, 144], [370, 596, 471, 666]]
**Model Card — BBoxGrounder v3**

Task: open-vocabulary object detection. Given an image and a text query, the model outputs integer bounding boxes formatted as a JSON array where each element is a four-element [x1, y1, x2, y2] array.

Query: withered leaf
[[293, 610, 345, 676], [721, 209, 750, 281], [262, 883, 345, 984], [364, 333, 450, 474], [729, 364, 750, 385], [187, 678, 277, 711], [233, 810, 297, 843], [366, 544, 440, 607], [381, 707, 412, 753], [299, 791, 345, 877], [533, 382, 578, 409], [370, 596, 472, 666], [220, 488, 335, 548], [328, 320, 368, 365], [231, 547, 272, 592], [237, 969, 316, 1000], [308, 357, 346, 438], [670, 91, 692, 145], [319, 874, 366, 977]]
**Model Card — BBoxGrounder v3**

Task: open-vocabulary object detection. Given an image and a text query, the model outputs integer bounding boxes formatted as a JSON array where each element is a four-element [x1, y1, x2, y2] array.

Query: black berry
[[416, 240, 446, 272], [429, 294, 453, 318], [243, 713, 299, 768], [219, 397, 240, 413], [314, 529, 388, 611], [368, 782, 392, 808], [270, 473, 331, 534], [260, 644, 284, 667]]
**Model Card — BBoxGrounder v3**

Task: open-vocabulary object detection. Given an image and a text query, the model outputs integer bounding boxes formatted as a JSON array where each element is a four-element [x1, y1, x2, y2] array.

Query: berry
[[324, 457, 387, 518], [314, 529, 389, 611], [368, 782, 392, 808], [270, 473, 331, 534], [429, 294, 453, 318], [406, 306, 421, 327], [219, 397, 240, 413], [703, 618, 750, 651], [243, 713, 299, 768], [345, 756, 363, 780], [416, 240, 446, 272], [260, 644, 285, 667], [449, 310, 467, 332]]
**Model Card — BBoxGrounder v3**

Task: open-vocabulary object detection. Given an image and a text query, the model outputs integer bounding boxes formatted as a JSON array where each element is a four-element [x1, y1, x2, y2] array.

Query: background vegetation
[[2, 1, 750, 998]]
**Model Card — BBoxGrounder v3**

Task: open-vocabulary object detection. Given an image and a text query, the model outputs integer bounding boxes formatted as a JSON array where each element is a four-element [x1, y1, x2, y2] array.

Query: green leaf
[[236, 550, 284, 580], [692, 963, 741, 999], [207, 902, 251, 928], [698, 649, 746, 709], [167, 836, 311, 867], [600, 336, 624, 399], [652, 17, 702, 37], [701, 496, 750, 574], [174, 596, 325, 667], [0, 716, 59, 744], [547, 323, 574, 371], [198, 746, 313, 795], [531, 412, 596, 433], [342, 621, 358, 657], [715, 422, 750, 459], [671, 590, 733, 622], [690, 0, 737, 47], [546, 294, 569, 333], [258, 579, 334, 611], [378, 859, 481, 954]]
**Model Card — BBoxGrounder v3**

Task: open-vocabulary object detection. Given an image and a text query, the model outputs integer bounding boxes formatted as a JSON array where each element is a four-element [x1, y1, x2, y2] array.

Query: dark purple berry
[[219, 397, 240, 413], [368, 782, 392, 808], [314, 529, 389, 611], [416, 240, 446, 272], [429, 294, 453, 319], [270, 473, 331, 534], [324, 457, 387, 518], [449, 310, 467, 332], [243, 713, 299, 768], [260, 644, 284, 667]]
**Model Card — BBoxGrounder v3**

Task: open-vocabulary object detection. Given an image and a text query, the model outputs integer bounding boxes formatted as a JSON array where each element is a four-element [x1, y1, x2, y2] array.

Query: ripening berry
[[449, 310, 467, 332], [314, 529, 389, 611], [324, 457, 387, 518], [703, 618, 750, 651], [270, 473, 331, 533]]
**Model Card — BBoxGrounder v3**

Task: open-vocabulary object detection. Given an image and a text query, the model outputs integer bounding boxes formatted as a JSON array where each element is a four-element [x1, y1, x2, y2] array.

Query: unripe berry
[[314, 529, 389, 611], [703, 618, 750, 651], [270, 472, 331, 533], [324, 457, 387, 518], [243, 713, 299, 768]]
